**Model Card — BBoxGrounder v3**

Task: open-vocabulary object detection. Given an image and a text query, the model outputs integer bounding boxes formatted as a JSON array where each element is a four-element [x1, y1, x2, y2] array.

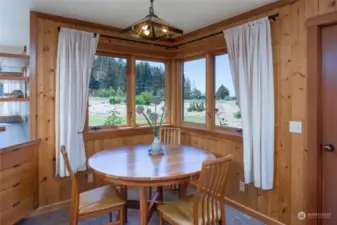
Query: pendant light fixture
[[121, 0, 183, 40]]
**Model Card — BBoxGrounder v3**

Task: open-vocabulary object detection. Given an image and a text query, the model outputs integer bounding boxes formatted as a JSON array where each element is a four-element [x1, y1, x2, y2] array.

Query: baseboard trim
[[29, 200, 70, 217], [224, 197, 286, 225]]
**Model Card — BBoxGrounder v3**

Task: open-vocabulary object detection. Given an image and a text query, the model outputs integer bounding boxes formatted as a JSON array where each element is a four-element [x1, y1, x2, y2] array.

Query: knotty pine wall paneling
[[33, 16, 163, 207], [31, 1, 336, 224], [175, 1, 328, 225]]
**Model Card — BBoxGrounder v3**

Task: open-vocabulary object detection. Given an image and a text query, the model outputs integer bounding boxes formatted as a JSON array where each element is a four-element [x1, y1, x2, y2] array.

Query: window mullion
[[127, 55, 136, 128], [176, 60, 183, 125], [206, 53, 215, 130], [165, 60, 172, 124]]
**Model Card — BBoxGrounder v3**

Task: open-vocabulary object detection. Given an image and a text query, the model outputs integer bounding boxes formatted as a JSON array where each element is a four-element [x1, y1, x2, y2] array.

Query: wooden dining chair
[[157, 154, 232, 225], [160, 127, 181, 145], [60, 146, 126, 225], [149, 127, 181, 200]]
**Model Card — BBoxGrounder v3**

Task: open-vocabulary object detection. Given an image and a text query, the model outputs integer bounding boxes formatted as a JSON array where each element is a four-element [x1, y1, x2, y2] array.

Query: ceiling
[[31, 0, 278, 34]]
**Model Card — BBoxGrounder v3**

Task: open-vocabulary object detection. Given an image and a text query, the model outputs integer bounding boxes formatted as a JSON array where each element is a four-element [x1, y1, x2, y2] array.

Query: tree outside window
[[88, 55, 127, 127], [183, 58, 206, 124], [135, 60, 166, 124], [215, 54, 242, 129]]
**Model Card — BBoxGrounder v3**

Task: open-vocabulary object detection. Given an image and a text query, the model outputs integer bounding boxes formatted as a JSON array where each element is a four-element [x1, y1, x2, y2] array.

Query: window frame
[[180, 55, 208, 128], [213, 52, 243, 133], [134, 57, 169, 127], [86, 52, 129, 130], [177, 51, 243, 135], [85, 52, 171, 132]]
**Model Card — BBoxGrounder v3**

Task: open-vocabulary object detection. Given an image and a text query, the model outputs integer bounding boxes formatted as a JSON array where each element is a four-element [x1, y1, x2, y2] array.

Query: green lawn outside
[[89, 115, 127, 127]]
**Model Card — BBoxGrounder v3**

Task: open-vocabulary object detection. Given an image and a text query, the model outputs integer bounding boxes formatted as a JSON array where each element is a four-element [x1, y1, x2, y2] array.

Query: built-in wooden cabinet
[[0, 141, 39, 225]]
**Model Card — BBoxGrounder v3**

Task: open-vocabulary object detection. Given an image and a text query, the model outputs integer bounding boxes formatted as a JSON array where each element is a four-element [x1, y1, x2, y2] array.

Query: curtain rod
[[173, 13, 279, 48], [56, 13, 279, 50]]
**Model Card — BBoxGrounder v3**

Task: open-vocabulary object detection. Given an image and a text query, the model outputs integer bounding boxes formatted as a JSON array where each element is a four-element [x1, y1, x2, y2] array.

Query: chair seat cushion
[[79, 185, 125, 215], [157, 195, 221, 225]]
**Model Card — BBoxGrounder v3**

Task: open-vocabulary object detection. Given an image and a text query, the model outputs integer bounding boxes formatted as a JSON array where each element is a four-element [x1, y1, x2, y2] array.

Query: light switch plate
[[87, 173, 94, 183], [289, 121, 302, 133], [239, 181, 246, 192]]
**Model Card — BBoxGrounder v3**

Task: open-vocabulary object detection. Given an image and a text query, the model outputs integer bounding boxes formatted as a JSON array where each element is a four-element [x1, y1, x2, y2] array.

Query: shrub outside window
[[183, 58, 206, 124], [88, 55, 127, 127]]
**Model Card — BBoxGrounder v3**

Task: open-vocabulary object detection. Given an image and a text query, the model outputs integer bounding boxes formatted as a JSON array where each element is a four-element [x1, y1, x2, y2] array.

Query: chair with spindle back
[[157, 154, 232, 225], [160, 127, 181, 145], [149, 128, 181, 200], [60, 146, 126, 225]]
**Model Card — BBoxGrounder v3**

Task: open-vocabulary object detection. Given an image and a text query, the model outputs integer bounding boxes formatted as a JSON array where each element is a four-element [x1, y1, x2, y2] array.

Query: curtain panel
[[224, 17, 274, 190], [55, 28, 98, 177]]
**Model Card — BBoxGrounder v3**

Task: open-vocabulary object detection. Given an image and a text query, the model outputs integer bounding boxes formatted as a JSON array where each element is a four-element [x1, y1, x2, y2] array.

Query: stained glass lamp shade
[[121, 0, 183, 40]]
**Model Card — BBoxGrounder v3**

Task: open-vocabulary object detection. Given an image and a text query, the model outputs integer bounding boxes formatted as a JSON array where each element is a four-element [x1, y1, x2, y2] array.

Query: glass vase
[[150, 136, 162, 155]]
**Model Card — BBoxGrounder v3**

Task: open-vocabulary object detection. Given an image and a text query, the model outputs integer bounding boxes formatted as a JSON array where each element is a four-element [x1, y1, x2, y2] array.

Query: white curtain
[[55, 28, 98, 177], [223, 17, 274, 190]]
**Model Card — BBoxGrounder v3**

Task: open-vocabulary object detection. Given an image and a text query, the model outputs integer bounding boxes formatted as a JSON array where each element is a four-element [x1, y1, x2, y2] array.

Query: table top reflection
[[88, 144, 215, 183]]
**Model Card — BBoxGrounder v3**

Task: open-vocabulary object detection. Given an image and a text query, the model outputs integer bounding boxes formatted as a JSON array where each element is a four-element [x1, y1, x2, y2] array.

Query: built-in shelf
[[0, 52, 29, 60], [0, 75, 29, 80], [0, 98, 30, 102]]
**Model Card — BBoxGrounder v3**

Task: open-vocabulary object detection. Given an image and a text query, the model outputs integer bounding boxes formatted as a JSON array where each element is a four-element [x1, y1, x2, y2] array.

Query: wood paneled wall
[[174, 1, 337, 225], [32, 16, 162, 207], [31, 1, 337, 224]]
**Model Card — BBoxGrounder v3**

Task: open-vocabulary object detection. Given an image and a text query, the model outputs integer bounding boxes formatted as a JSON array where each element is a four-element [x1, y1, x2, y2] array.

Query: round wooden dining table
[[88, 144, 215, 225]]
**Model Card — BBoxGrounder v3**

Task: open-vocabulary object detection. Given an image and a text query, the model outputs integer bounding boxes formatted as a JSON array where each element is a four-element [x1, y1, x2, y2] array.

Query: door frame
[[307, 11, 337, 225]]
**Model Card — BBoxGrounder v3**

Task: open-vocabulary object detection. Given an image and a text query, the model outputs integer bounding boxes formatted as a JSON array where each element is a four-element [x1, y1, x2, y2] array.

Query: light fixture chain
[[149, 0, 154, 15]]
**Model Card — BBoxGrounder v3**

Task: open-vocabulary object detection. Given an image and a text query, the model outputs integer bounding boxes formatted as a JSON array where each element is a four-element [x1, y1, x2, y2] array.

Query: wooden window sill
[[84, 124, 173, 141], [175, 124, 243, 143]]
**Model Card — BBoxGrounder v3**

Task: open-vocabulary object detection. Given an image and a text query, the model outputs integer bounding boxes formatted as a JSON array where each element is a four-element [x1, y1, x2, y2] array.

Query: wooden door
[[321, 24, 337, 225]]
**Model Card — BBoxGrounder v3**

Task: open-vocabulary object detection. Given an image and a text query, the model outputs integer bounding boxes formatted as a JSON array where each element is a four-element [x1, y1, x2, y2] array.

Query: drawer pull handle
[[13, 182, 21, 187], [13, 164, 21, 168], [13, 202, 20, 207], [12, 148, 21, 152]]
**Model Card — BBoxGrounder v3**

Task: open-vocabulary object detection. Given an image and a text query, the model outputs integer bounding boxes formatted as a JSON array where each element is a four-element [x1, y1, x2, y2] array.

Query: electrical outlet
[[289, 121, 302, 134], [239, 181, 245, 192], [87, 173, 94, 183]]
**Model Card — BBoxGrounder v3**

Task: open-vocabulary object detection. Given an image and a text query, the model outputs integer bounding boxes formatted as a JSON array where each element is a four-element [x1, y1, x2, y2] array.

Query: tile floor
[[17, 188, 265, 225]]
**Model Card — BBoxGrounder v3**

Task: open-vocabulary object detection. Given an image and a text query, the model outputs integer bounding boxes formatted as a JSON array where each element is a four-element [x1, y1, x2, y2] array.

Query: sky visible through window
[[182, 55, 235, 96], [215, 54, 235, 97]]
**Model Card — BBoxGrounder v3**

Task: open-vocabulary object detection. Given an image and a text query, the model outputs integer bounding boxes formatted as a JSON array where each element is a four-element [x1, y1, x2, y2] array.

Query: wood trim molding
[[165, 60, 172, 124], [31, 11, 173, 47], [29, 200, 70, 217], [127, 55, 136, 128], [305, 11, 337, 225], [32, 11, 120, 32], [172, 0, 298, 45], [29, 11, 38, 140], [224, 197, 286, 225], [307, 11, 337, 28], [177, 125, 243, 143], [206, 53, 215, 130], [306, 21, 323, 225], [84, 126, 172, 141]]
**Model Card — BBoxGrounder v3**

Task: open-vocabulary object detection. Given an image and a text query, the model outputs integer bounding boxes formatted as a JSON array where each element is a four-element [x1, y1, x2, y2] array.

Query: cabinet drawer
[[0, 146, 34, 171], [0, 162, 34, 191], [0, 178, 34, 211], [0, 196, 34, 225]]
